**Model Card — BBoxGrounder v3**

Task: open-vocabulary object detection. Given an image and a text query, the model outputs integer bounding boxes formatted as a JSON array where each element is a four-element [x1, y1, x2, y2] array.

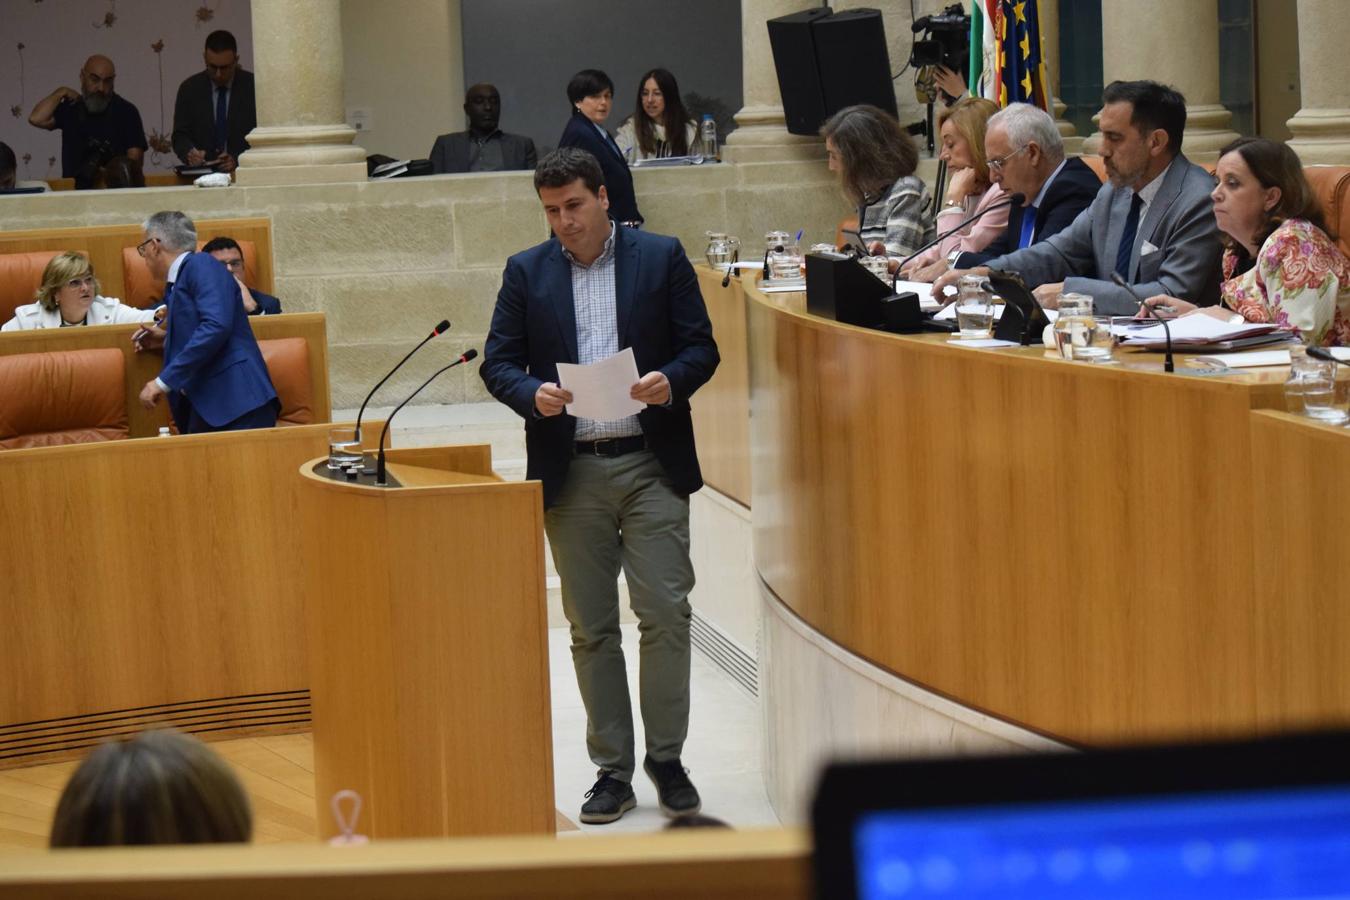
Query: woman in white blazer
[[2, 251, 160, 331]]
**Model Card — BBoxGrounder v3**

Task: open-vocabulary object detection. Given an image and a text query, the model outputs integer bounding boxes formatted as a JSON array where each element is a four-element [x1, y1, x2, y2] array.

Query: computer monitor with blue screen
[[812, 732, 1350, 900]]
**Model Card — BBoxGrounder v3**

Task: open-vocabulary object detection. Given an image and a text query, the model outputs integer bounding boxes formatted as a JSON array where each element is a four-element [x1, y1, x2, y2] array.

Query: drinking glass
[[1053, 292, 1095, 359], [859, 255, 891, 281], [769, 246, 804, 280], [955, 275, 995, 339], [1069, 317, 1117, 363], [1289, 354, 1345, 423], [328, 426, 363, 470]]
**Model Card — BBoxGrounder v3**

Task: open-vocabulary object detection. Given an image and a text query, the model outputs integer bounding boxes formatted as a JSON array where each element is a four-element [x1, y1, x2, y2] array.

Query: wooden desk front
[[737, 275, 1350, 744]]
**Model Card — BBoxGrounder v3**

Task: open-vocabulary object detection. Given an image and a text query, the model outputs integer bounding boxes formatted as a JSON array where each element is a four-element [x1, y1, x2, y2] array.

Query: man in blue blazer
[[137, 211, 279, 433], [937, 81, 1222, 315], [481, 148, 718, 825]]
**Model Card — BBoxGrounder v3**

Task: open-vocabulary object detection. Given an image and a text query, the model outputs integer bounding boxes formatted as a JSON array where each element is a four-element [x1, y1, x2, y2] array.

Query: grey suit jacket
[[428, 130, 537, 174], [982, 154, 1221, 314]]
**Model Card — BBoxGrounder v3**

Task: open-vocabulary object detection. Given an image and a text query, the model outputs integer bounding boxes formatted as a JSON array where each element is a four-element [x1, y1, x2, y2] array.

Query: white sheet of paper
[[946, 338, 1019, 348], [1190, 350, 1293, 369], [1328, 347, 1350, 362], [892, 280, 938, 309], [555, 347, 646, 422], [934, 303, 1008, 322]]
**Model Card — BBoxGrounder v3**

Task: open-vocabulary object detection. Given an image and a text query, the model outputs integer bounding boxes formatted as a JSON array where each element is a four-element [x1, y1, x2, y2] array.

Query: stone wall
[[0, 160, 847, 409]]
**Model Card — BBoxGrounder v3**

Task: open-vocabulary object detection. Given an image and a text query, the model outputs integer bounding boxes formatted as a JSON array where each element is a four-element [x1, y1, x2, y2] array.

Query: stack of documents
[[1113, 315, 1285, 348]]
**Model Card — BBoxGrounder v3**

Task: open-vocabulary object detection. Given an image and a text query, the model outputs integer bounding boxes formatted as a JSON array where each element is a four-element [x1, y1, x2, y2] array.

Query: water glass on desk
[[1286, 352, 1346, 423], [954, 274, 995, 339], [1052, 292, 1094, 360], [328, 425, 363, 470]]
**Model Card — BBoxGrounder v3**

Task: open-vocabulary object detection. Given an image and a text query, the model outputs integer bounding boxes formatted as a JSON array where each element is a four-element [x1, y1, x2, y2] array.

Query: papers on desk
[[721, 261, 765, 273], [1190, 350, 1292, 369], [555, 347, 645, 422], [934, 303, 1007, 321], [893, 280, 939, 310], [1326, 347, 1350, 362], [1112, 314, 1282, 347]]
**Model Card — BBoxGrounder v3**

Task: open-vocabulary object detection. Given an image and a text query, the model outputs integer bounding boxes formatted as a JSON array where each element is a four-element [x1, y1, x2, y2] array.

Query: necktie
[[1018, 205, 1038, 249], [214, 87, 229, 155], [1114, 193, 1143, 278]]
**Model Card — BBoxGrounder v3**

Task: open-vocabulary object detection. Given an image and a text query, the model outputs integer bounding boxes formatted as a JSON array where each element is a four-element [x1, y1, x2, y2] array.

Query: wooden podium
[[297, 445, 553, 839]]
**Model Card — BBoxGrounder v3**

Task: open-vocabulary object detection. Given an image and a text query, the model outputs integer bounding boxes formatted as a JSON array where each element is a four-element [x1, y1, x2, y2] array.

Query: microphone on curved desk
[[1110, 272, 1174, 373], [354, 319, 452, 442], [375, 349, 478, 486]]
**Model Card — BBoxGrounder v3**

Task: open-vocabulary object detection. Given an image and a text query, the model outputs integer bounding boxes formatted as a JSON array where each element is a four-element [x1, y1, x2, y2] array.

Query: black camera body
[[910, 4, 971, 71], [74, 136, 115, 186]]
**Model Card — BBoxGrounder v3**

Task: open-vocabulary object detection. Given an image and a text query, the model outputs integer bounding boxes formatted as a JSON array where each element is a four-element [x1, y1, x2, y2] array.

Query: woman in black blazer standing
[[558, 69, 643, 227]]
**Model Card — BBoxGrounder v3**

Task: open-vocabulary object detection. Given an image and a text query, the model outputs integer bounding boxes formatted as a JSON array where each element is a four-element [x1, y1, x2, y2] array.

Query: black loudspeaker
[[767, 8, 833, 136], [767, 7, 898, 137], [815, 9, 898, 121]]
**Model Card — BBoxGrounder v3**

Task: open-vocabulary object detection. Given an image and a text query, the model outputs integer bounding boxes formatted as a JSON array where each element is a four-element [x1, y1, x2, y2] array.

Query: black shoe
[[643, 755, 702, 818], [580, 771, 636, 824]]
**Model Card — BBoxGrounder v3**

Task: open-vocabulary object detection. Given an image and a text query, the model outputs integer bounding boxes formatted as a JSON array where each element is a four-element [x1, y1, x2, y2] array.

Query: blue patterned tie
[[1114, 193, 1143, 278], [214, 87, 228, 156]]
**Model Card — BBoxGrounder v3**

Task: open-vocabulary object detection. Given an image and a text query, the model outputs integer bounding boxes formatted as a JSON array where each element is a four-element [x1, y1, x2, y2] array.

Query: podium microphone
[[1110, 273, 1174, 372], [893, 192, 1025, 280], [354, 319, 451, 441], [375, 349, 478, 486]]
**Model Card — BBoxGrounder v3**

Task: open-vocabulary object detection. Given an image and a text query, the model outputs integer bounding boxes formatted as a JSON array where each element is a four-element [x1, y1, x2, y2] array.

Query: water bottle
[[700, 114, 719, 162]]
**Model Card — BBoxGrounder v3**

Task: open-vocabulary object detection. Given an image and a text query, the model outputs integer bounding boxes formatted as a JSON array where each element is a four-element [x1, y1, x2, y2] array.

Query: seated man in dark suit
[[429, 83, 537, 174], [936, 81, 1223, 315], [203, 237, 281, 316], [946, 103, 1101, 271], [171, 30, 256, 175]]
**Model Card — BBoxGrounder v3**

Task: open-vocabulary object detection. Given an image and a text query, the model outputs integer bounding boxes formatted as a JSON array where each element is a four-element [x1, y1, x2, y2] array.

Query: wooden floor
[[0, 732, 575, 851]]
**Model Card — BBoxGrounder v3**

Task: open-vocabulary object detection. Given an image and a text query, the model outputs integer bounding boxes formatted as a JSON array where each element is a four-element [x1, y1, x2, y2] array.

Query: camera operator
[[29, 55, 148, 190], [912, 5, 973, 106]]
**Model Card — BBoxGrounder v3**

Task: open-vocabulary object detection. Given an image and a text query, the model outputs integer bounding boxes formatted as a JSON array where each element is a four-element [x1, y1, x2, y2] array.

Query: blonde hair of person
[[49, 729, 253, 847], [938, 97, 999, 187], [34, 251, 101, 312]]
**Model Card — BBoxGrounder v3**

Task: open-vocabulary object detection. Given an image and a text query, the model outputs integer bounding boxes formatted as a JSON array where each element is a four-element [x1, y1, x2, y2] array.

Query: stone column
[[724, 0, 828, 163], [1091, 0, 1239, 159], [235, 0, 366, 185], [1037, 0, 1082, 153], [1286, 0, 1350, 165]]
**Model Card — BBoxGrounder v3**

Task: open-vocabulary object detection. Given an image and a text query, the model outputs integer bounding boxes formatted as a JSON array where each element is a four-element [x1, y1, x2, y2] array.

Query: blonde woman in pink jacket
[[900, 98, 1006, 281]]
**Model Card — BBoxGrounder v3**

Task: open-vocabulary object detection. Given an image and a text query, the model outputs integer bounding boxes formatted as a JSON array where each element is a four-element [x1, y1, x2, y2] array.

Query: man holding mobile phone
[[171, 30, 256, 174]]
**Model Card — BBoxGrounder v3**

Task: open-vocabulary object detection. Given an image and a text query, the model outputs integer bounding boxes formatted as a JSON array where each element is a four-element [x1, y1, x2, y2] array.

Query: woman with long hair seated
[[1144, 137, 1349, 346], [50, 729, 252, 847], [900, 97, 1006, 281], [3, 251, 160, 331], [615, 68, 699, 164], [820, 105, 935, 258]]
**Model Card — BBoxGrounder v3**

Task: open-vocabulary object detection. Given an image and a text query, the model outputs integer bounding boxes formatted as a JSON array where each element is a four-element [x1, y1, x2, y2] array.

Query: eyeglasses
[[988, 144, 1030, 173], [136, 237, 157, 257]]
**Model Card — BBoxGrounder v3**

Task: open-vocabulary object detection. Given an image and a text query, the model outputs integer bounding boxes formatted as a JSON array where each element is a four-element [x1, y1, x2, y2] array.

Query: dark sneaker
[[580, 771, 636, 824], [643, 755, 702, 818]]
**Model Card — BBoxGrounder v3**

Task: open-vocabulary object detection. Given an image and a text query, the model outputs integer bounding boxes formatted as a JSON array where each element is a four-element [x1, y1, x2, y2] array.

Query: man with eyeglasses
[[135, 211, 278, 434], [28, 55, 147, 190], [936, 81, 1221, 315], [203, 237, 281, 315], [172, 30, 256, 175], [935, 103, 1100, 275]]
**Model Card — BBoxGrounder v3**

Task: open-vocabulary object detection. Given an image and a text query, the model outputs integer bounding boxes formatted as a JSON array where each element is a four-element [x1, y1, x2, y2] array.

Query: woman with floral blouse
[[1144, 137, 1349, 346]]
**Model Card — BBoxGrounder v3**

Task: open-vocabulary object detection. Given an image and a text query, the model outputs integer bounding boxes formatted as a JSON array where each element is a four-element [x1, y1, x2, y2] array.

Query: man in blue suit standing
[[481, 148, 718, 825], [136, 210, 278, 433]]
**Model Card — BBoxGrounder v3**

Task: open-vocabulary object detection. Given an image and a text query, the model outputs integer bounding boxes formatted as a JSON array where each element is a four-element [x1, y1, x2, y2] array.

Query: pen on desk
[[795, 229, 803, 244]]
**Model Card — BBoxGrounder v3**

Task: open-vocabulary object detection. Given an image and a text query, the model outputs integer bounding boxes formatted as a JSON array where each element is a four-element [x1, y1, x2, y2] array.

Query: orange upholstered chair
[[0, 250, 64, 324], [258, 336, 315, 426], [1304, 166, 1350, 257], [0, 348, 129, 449], [121, 239, 261, 308]]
